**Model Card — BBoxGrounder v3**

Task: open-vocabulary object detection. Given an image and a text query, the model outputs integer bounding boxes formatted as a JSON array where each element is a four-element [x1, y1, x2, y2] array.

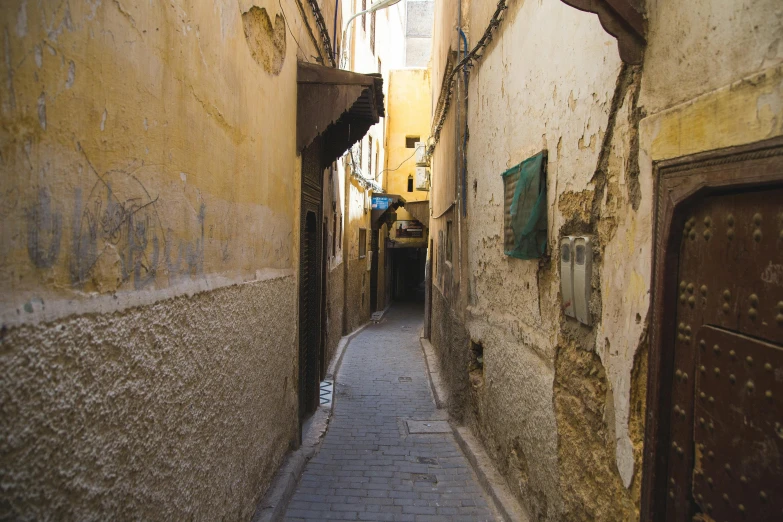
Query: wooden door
[[665, 188, 783, 521]]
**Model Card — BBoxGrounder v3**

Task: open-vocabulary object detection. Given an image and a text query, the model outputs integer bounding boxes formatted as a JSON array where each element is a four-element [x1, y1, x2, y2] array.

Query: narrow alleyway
[[285, 304, 496, 521]]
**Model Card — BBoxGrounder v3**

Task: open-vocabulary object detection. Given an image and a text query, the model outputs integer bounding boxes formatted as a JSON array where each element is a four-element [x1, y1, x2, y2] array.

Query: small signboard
[[396, 220, 424, 238], [371, 195, 394, 210]]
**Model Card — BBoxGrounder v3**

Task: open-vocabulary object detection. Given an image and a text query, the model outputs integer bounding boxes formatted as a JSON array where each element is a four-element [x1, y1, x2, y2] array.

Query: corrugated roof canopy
[[297, 62, 385, 168]]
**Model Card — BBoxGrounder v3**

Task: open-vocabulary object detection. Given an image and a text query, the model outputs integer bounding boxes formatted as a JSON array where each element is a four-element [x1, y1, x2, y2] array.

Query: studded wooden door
[[665, 187, 783, 521]]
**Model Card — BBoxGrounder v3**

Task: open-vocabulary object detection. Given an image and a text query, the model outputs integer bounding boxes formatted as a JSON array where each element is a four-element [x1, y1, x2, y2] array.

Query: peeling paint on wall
[[242, 6, 286, 75]]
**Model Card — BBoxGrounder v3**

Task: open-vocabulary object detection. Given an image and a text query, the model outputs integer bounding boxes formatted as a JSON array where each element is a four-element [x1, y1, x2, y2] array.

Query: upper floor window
[[406, 136, 420, 148]]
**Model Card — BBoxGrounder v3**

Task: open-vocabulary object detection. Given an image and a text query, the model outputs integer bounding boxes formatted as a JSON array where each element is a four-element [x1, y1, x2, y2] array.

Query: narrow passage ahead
[[285, 303, 496, 521]]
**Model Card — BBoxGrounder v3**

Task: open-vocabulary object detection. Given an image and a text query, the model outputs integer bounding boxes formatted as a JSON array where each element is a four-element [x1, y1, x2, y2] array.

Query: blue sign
[[371, 196, 393, 210]]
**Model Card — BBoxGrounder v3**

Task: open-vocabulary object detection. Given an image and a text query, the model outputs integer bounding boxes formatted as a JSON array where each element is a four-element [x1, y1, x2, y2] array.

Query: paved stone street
[[285, 303, 496, 521]]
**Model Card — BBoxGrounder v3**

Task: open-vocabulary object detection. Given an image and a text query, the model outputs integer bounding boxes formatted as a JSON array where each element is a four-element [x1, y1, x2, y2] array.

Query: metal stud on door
[[665, 187, 783, 521]]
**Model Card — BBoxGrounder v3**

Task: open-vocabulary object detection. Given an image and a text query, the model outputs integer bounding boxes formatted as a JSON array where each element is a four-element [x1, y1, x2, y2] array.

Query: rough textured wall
[[426, 0, 783, 521], [325, 265, 345, 367], [0, 276, 297, 521], [429, 0, 647, 520], [344, 179, 371, 332], [641, 0, 783, 115], [376, 223, 389, 310], [0, 0, 302, 517], [460, 1, 628, 519]]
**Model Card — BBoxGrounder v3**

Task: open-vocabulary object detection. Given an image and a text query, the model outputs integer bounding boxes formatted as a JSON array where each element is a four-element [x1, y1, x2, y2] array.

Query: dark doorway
[[642, 137, 783, 522], [320, 222, 328, 380], [299, 211, 320, 421], [370, 230, 379, 311], [298, 140, 324, 425], [390, 247, 426, 302]]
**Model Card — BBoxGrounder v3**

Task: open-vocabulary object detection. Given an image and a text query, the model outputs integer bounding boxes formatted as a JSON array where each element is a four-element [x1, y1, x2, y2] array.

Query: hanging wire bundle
[[306, 0, 337, 67], [428, 0, 508, 155]]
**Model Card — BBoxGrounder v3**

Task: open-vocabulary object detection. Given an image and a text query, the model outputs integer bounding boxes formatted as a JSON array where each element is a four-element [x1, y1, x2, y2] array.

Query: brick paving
[[284, 303, 497, 522]]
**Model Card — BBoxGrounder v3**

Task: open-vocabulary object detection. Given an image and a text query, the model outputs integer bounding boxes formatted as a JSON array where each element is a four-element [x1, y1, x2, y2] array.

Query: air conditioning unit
[[415, 142, 426, 163], [415, 166, 430, 191]]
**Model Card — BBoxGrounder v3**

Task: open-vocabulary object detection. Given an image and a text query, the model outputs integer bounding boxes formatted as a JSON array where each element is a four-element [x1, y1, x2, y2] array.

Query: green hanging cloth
[[501, 150, 548, 260]]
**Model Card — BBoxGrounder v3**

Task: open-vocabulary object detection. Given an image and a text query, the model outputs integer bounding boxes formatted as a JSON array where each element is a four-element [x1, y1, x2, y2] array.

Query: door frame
[[641, 136, 783, 521]]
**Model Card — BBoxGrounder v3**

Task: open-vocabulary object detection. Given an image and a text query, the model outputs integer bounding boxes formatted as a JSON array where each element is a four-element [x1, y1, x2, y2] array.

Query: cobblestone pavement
[[284, 303, 497, 522]]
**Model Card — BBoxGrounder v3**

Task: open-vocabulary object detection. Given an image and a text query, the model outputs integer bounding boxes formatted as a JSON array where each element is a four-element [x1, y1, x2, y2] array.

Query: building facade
[[426, 0, 783, 521], [0, 0, 386, 518], [384, 68, 432, 303]]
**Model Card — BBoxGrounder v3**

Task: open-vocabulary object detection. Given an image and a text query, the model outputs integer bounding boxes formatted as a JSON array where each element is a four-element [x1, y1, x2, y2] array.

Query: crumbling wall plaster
[[460, 1, 628, 519], [344, 179, 371, 333]]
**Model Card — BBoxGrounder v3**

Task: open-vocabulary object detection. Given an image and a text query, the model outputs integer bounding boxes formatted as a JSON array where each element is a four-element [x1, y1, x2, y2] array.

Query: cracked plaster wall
[[428, 0, 783, 520], [344, 178, 372, 333], [0, 0, 309, 517]]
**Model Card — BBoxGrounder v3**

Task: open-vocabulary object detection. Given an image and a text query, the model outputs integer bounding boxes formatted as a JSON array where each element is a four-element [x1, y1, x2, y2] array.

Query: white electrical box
[[415, 142, 426, 163], [561, 235, 592, 325], [415, 166, 430, 191], [572, 236, 592, 325], [560, 237, 575, 319]]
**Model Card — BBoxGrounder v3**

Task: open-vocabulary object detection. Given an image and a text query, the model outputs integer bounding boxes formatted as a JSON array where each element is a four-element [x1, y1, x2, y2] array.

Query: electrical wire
[[378, 148, 417, 177], [306, 0, 336, 67], [294, 0, 327, 64], [428, 0, 508, 156], [279, 0, 310, 63]]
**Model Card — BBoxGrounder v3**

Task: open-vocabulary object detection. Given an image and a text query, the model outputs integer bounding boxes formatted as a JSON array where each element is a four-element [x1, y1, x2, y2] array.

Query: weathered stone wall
[[0, 276, 297, 521], [427, 0, 783, 520], [343, 178, 372, 333], [325, 264, 345, 366], [345, 255, 371, 332]]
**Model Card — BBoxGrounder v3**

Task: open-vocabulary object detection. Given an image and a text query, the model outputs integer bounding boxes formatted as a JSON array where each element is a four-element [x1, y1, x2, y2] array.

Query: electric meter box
[[415, 166, 430, 191], [560, 237, 576, 319], [560, 235, 592, 325]]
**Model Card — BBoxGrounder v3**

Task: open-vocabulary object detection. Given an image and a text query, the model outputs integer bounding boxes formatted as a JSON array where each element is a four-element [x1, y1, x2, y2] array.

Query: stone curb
[[418, 336, 529, 522], [251, 322, 370, 522], [418, 337, 448, 409], [451, 425, 531, 522]]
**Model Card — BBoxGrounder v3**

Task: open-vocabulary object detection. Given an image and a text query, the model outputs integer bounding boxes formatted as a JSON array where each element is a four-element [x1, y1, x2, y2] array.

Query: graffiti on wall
[[71, 172, 164, 290], [26, 187, 62, 269], [17, 162, 213, 294]]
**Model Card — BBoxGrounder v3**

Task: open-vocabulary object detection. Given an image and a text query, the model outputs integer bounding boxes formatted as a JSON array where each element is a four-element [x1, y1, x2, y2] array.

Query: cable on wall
[[428, 0, 508, 156], [306, 0, 337, 67]]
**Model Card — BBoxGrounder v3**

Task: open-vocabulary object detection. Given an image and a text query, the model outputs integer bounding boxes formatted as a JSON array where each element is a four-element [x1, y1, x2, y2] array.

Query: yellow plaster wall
[[643, 65, 783, 162], [386, 68, 431, 247], [0, 0, 313, 517], [0, 0, 300, 324], [386, 68, 431, 201]]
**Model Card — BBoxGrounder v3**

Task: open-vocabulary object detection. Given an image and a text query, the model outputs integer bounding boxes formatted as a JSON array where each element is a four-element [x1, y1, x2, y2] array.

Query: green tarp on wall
[[501, 150, 548, 260]]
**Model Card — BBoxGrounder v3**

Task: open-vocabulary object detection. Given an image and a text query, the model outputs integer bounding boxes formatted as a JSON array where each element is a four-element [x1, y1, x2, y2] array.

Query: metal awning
[[404, 200, 430, 227], [297, 62, 385, 168]]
